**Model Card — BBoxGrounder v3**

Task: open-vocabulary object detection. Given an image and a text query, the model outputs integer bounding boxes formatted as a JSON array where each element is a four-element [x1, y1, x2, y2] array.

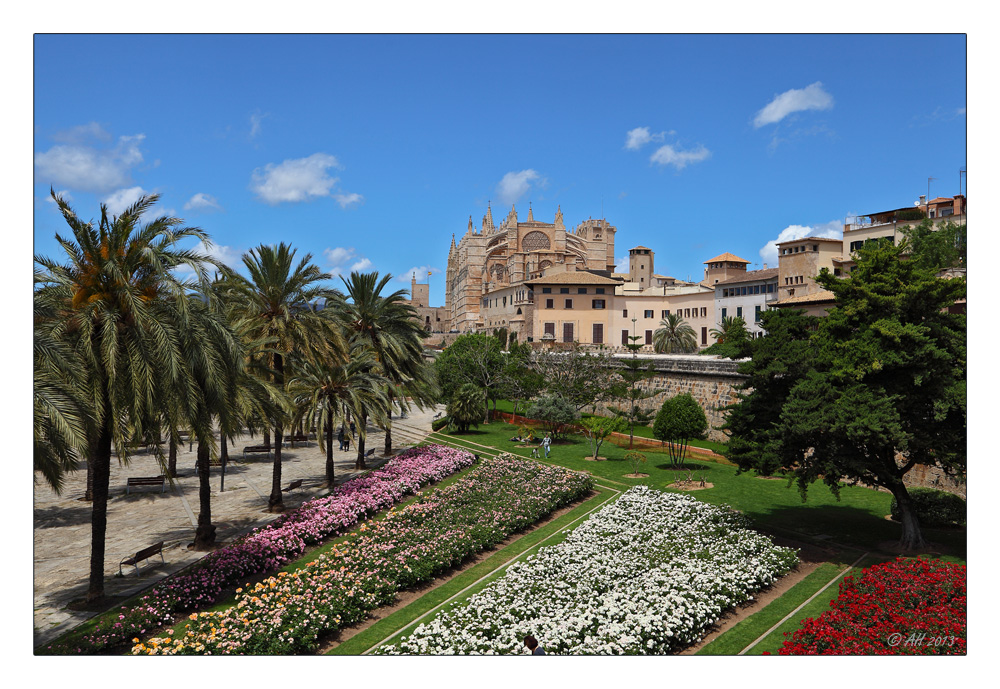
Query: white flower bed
[[378, 486, 798, 655]]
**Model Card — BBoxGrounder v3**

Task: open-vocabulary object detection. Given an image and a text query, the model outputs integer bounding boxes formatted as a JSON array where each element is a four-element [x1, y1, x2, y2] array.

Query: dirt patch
[[669, 482, 714, 491], [875, 540, 950, 557], [624, 473, 650, 479], [583, 456, 608, 462], [758, 476, 788, 481], [313, 494, 592, 655]]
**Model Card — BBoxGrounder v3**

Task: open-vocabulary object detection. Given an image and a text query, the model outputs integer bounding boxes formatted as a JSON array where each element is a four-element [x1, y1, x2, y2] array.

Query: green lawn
[[433, 421, 966, 558]]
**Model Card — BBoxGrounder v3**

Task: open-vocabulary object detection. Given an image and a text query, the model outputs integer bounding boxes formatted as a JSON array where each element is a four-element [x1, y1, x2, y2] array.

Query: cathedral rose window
[[522, 231, 551, 252]]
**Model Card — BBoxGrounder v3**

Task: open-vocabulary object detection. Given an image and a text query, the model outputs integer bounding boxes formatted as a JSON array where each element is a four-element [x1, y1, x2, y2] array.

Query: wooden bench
[[119, 541, 165, 576], [126, 476, 166, 494], [285, 433, 310, 447], [365, 448, 375, 458], [433, 412, 442, 420], [281, 478, 303, 493], [243, 445, 272, 460]]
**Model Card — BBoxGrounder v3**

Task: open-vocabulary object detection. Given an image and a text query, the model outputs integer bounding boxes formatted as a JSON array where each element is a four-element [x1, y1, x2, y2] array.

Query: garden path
[[32, 406, 443, 648]]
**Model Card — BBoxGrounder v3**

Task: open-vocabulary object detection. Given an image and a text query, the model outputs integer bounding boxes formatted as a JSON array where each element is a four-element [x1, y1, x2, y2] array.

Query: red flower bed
[[776, 558, 966, 655]]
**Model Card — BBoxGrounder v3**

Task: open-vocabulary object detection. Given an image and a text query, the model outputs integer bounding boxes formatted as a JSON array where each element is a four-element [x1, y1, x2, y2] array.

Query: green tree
[[653, 313, 698, 353], [652, 393, 708, 467], [534, 344, 618, 412], [287, 344, 390, 486], [336, 271, 430, 463], [579, 415, 627, 460], [607, 325, 660, 448], [526, 394, 579, 440], [725, 241, 966, 550], [34, 190, 221, 602], [433, 332, 508, 422], [900, 218, 967, 273], [447, 383, 485, 433], [503, 342, 545, 416], [223, 242, 343, 511]]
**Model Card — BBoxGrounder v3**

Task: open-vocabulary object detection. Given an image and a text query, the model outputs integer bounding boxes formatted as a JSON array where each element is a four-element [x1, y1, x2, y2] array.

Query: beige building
[[526, 271, 621, 345], [445, 204, 617, 334], [404, 273, 449, 334]]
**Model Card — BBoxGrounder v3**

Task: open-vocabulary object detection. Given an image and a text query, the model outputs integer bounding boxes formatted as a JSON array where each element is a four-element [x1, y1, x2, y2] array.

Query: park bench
[[285, 433, 310, 447], [243, 445, 272, 460], [126, 476, 166, 494], [433, 412, 442, 420], [119, 541, 165, 576], [365, 448, 375, 458], [281, 478, 303, 493]]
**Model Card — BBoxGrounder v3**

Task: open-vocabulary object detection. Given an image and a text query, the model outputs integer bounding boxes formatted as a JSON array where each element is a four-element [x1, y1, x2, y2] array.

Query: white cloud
[[174, 241, 244, 278], [34, 132, 146, 193], [753, 82, 834, 128], [624, 126, 671, 150], [184, 192, 222, 211], [758, 220, 842, 267], [333, 192, 363, 209], [249, 110, 269, 139], [496, 169, 541, 205], [324, 246, 375, 278], [51, 122, 112, 144], [614, 256, 630, 274], [397, 265, 441, 283], [103, 186, 147, 216], [250, 153, 361, 205], [649, 143, 711, 170]]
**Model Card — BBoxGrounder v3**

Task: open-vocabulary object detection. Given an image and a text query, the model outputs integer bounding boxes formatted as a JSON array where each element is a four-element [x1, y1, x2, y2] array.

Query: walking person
[[523, 635, 546, 655], [337, 426, 345, 452], [541, 433, 552, 459]]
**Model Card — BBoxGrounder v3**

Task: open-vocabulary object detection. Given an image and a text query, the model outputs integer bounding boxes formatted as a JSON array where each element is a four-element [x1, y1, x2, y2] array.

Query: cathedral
[[444, 203, 617, 333]]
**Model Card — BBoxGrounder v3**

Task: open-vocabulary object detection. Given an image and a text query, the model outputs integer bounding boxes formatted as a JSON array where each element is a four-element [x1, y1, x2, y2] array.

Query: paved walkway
[[32, 406, 442, 648]]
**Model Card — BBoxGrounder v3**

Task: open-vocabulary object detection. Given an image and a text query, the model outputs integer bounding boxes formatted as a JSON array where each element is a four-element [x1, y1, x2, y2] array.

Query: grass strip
[[328, 484, 619, 655]]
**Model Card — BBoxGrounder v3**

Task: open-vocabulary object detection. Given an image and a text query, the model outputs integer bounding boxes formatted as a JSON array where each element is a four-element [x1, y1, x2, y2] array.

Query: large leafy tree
[[433, 332, 508, 422], [223, 243, 343, 512], [653, 313, 698, 353], [725, 240, 966, 549], [287, 344, 390, 486], [652, 393, 708, 467], [533, 344, 619, 413], [336, 271, 429, 465], [900, 219, 966, 274], [34, 190, 220, 602], [606, 329, 660, 448]]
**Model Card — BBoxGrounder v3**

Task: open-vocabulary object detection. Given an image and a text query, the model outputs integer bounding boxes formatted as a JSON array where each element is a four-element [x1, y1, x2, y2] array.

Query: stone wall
[[592, 355, 745, 443]]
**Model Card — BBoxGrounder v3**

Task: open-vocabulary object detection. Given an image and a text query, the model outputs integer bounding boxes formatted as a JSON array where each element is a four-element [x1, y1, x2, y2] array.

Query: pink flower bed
[[43, 444, 476, 655]]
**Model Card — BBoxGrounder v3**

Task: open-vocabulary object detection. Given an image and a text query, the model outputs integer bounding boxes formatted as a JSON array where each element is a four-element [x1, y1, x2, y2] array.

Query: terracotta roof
[[775, 236, 843, 246], [525, 271, 622, 286], [704, 252, 750, 264], [772, 289, 837, 306], [630, 245, 653, 251], [714, 268, 779, 286]]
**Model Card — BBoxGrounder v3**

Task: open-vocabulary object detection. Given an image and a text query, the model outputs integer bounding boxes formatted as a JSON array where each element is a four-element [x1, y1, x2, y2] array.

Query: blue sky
[[33, 34, 967, 306]]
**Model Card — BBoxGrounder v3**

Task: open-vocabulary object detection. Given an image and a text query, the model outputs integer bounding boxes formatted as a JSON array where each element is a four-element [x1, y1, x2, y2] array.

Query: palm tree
[[287, 344, 390, 487], [709, 315, 749, 345], [335, 272, 428, 468], [34, 190, 218, 603], [222, 243, 344, 512], [653, 313, 698, 353]]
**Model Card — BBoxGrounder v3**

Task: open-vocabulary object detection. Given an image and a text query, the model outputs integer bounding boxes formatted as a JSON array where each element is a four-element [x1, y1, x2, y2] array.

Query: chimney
[[763, 263, 768, 270]]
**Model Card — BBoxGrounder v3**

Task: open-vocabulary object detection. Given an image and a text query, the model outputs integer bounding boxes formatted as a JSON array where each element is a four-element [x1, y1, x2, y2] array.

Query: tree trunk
[[263, 429, 271, 450], [167, 435, 177, 479], [84, 435, 96, 501], [888, 482, 927, 550], [355, 412, 367, 470], [325, 407, 335, 487], [220, 433, 228, 464], [86, 426, 112, 603], [384, 421, 393, 456], [268, 353, 285, 512], [194, 441, 216, 549]]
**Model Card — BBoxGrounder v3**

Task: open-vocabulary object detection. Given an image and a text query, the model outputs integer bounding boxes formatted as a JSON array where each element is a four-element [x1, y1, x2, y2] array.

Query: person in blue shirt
[[523, 635, 546, 655], [541, 433, 552, 458]]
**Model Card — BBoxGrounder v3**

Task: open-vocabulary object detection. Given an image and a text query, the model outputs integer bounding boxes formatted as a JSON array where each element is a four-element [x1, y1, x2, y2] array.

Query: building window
[[563, 322, 574, 343], [645, 330, 653, 346], [621, 330, 629, 346], [661, 309, 669, 318], [622, 309, 628, 317], [755, 305, 762, 322], [685, 308, 691, 318], [850, 240, 864, 252], [542, 287, 552, 294], [721, 307, 727, 319], [701, 307, 707, 317], [701, 326, 707, 345], [753, 285, 760, 294], [736, 306, 743, 318], [560, 287, 570, 294], [578, 288, 588, 294], [722, 289, 728, 297], [592, 299, 606, 309], [544, 322, 555, 337], [593, 323, 604, 344], [565, 299, 573, 309], [545, 299, 554, 309], [644, 310, 653, 319], [813, 244, 819, 251], [595, 287, 605, 294]]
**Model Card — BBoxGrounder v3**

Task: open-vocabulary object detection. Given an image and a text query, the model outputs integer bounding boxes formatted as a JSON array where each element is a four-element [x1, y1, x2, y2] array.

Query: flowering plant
[[378, 485, 798, 655], [44, 445, 476, 655], [775, 557, 966, 655]]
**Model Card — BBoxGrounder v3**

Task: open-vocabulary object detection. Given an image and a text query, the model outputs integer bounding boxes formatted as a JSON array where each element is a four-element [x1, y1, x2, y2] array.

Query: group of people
[[508, 432, 553, 459], [336, 422, 356, 452]]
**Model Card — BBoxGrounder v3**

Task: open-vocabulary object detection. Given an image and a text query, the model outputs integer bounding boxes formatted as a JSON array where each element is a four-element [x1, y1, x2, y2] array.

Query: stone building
[[404, 273, 449, 334], [444, 203, 617, 338]]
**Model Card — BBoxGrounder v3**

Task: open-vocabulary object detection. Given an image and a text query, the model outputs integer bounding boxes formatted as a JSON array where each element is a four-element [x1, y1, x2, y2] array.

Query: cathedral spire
[[483, 201, 494, 231], [468, 215, 474, 233], [554, 204, 564, 228], [527, 202, 534, 222]]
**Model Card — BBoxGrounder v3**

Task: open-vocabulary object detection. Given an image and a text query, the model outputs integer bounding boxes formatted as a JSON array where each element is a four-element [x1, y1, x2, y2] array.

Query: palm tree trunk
[[268, 353, 285, 512], [86, 425, 112, 603], [194, 441, 216, 549], [384, 421, 393, 456], [263, 429, 271, 449], [326, 407, 335, 487], [355, 412, 367, 470], [167, 434, 177, 479], [220, 433, 228, 464]]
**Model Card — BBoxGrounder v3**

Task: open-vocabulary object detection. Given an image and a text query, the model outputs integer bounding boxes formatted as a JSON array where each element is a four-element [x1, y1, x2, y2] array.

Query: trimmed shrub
[[890, 487, 966, 527], [431, 416, 450, 432]]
